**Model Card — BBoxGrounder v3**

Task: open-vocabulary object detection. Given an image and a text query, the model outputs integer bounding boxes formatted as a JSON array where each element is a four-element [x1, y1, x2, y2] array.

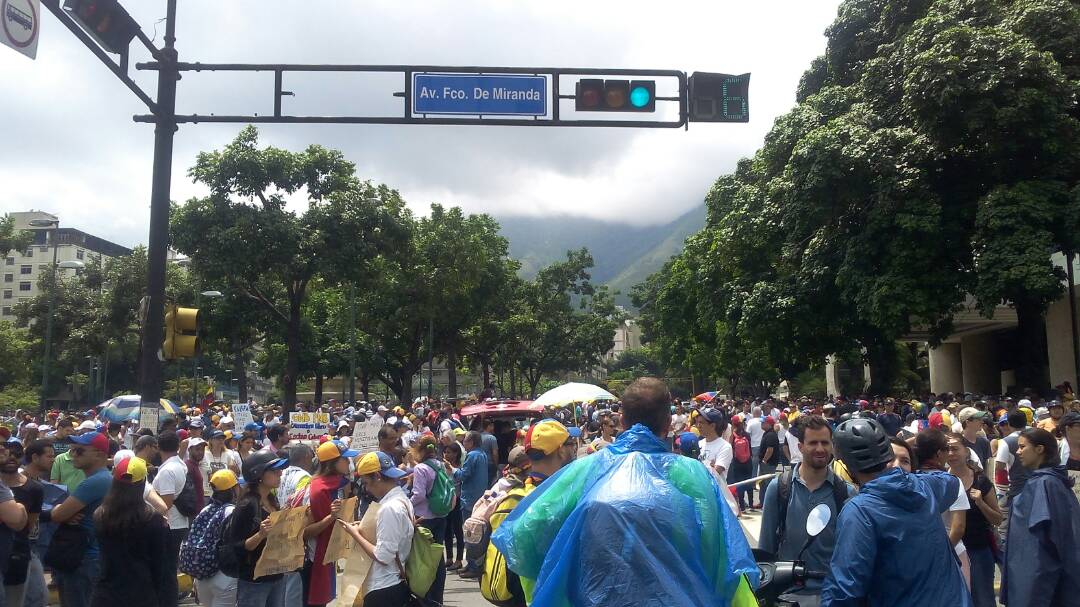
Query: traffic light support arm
[[132, 62, 689, 128]]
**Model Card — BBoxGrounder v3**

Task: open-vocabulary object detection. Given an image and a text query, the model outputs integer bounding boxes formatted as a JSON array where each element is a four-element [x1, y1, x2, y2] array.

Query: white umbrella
[[533, 382, 617, 409]]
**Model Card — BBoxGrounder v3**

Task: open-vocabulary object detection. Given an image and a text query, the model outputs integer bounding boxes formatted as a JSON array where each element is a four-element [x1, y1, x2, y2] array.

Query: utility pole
[[349, 282, 356, 404], [428, 317, 434, 399], [137, 0, 178, 409]]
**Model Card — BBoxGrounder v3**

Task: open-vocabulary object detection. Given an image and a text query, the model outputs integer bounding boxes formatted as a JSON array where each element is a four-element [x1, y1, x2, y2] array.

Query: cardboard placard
[[289, 412, 330, 440], [138, 406, 159, 435], [231, 403, 255, 429], [332, 502, 380, 607], [349, 419, 382, 455], [253, 506, 308, 579], [321, 496, 359, 564]]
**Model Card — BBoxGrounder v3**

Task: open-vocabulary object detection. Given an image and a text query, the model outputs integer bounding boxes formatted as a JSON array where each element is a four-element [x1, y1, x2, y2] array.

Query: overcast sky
[[0, 0, 841, 248]]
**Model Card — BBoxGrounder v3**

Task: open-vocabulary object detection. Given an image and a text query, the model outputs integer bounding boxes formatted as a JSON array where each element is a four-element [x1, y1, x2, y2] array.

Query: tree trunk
[[314, 372, 324, 406], [398, 371, 413, 404], [233, 338, 248, 403], [283, 294, 302, 411], [509, 368, 517, 399], [1014, 298, 1049, 392], [447, 348, 458, 398], [360, 371, 370, 402], [865, 339, 898, 397]]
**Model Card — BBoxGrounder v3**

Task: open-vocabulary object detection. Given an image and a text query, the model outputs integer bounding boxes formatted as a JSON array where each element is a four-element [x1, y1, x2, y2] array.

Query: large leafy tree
[[0, 214, 32, 254], [171, 127, 407, 407]]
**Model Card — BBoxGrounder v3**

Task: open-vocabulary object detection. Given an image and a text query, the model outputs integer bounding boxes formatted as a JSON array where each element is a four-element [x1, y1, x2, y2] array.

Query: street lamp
[[194, 289, 223, 405], [28, 218, 64, 411]]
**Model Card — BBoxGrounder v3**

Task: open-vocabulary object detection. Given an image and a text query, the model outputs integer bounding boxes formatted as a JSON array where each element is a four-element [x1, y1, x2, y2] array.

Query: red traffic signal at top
[[63, 0, 139, 54], [576, 79, 655, 112]]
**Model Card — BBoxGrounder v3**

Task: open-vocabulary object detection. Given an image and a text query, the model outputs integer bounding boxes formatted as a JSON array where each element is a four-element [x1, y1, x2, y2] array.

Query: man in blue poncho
[[491, 378, 759, 607]]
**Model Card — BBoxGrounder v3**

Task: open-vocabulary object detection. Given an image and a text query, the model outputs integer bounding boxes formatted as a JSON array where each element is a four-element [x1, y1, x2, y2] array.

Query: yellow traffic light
[[163, 305, 199, 359]]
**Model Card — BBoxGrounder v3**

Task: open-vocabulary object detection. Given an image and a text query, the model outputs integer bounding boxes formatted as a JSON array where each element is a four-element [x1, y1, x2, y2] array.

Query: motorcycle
[[754, 503, 832, 607]]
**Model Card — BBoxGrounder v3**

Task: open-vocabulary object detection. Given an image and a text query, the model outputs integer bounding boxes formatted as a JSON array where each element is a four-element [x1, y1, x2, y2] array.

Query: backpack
[[463, 487, 512, 545], [179, 503, 234, 579], [173, 466, 199, 518], [481, 488, 529, 607], [774, 467, 849, 551], [424, 459, 456, 517], [733, 434, 751, 464], [216, 505, 256, 579]]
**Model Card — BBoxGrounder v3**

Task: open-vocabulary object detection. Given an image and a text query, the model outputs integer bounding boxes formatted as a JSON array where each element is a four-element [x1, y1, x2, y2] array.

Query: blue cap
[[244, 422, 260, 432], [676, 432, 700, 453]]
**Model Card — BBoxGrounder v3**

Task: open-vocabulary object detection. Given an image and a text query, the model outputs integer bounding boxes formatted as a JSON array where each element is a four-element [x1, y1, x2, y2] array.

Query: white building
[[2, 211, 132, 321]]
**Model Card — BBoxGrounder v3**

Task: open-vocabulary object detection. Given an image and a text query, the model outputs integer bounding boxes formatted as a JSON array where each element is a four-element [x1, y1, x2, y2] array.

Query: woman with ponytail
[[409, 432, 448, 604]]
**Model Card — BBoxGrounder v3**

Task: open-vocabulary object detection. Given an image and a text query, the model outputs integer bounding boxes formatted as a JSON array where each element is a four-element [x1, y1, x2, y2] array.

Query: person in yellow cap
[[304, 441, 353, 606], [92, 456, 173, 607], [183, 470, 242, 607], [337, 452, 411, 605]]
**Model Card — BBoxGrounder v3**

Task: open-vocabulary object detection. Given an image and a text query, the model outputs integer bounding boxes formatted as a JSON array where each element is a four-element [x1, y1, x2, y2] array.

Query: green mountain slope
[[496, 205, 706, 306]]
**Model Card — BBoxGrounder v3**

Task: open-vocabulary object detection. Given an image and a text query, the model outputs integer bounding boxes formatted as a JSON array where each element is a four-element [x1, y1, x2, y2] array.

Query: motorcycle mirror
[[805, 503, 832, 537]]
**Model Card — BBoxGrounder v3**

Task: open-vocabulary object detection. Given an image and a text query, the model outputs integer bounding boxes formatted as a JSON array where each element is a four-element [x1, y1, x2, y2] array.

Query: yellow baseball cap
[[355, 451, 407, 479], [524, 419, 578, 457], [210, 469, 239, 491]]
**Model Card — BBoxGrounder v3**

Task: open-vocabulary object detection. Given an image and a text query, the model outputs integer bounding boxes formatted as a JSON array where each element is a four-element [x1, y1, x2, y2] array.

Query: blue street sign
[[412, 73, 547, 116]]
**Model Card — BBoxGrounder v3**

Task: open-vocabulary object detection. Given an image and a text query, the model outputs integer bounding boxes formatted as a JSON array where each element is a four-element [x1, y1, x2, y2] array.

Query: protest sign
[[350, 419, 382, 455], [289, 412, 330, 440], [332, 502, 380, 607], [321, 496, 359, 564], [138, 406, 159, 435], [253, 506, 308, 579], [231, 402, 255, 428]]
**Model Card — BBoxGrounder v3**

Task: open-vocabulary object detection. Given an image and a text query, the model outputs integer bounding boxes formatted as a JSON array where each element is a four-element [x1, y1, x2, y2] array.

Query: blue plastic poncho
[[491, 423, 758, 607], [1001, 466, 1080, 607], [821, 468, 971, 607]]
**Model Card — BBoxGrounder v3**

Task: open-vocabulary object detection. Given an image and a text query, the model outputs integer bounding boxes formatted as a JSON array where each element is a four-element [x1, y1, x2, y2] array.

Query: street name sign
[[1, 0, 38, 59], [413, 73, 546, 116]]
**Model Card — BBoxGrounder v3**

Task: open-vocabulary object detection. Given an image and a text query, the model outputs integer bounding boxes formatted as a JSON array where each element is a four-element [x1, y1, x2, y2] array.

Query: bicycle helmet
[[242, 450, 287, 484], [834, 418, 893, 473]]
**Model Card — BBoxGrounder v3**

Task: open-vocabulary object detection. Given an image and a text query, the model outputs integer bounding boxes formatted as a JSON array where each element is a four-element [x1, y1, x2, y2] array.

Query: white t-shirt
[[784, 430, 802, 464], [946, 480, 971, 556], [200, 449, 242, 496], [700, 435, 733, 474], [153, 455, 190, 529], [747, 417, 764, 448], [995, 432, 1019, 469], [670, 413, 689, 436]]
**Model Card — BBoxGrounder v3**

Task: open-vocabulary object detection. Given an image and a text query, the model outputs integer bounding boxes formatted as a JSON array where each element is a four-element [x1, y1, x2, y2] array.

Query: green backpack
[[425, 459, 456, 517]]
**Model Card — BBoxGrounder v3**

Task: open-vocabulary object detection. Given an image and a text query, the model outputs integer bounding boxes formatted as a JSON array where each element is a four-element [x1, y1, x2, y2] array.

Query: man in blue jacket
[[454, 430, 489, 578], [821, 418, 971, 607]]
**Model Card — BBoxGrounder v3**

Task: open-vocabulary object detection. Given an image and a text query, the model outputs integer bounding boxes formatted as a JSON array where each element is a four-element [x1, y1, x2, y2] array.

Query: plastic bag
[[491, 424, 758, 607]]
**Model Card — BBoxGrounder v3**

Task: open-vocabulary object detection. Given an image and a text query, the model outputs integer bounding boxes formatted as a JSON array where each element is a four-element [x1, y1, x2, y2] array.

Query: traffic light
[[688, 72, 750, 123], [575, 79, 656, 112], [163, 305, 199, 360], [62, 0, 138, 54]]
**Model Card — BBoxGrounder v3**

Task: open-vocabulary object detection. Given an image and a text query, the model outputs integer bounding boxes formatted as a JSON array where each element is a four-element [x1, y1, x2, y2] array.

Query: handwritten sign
[[231, 403, 255, 429], [322, 496, 359, 564], [350, 419, 381, 455], [138, 406, 160, 435], [253, 506, 308, 579], [289, 412, 330, 440]]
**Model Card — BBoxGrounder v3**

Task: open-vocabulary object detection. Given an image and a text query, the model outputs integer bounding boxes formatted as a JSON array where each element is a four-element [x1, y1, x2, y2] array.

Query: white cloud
[[0, 0, 840, 246]]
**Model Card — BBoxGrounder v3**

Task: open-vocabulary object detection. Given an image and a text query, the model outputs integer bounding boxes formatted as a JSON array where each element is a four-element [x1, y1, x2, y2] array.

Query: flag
[[200, 384, 215, 407]]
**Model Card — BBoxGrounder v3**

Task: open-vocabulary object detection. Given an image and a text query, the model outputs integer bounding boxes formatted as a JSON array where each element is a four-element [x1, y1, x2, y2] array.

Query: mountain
[[496, 205, 707, 307]]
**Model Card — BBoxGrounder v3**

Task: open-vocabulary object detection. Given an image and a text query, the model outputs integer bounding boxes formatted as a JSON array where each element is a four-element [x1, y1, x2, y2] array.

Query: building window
[[23, 248, 32, 258], [2, 290, 10, 299], [76, 249, 85, 260], [4, 258, 11, 266], [19, 282, 31, 292], [3, 274, 11, 283], [1, 307, 10, 316], [19, 265, 31, 275], [39, 246, 48, 253]]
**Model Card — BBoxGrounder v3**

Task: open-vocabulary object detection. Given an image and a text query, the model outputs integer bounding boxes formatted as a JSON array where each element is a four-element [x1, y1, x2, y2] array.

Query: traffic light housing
[[62, 0, 138, 54], [576, 79, 655, 112], [163, 305, 199, 360], [688, 72, 750, 123]]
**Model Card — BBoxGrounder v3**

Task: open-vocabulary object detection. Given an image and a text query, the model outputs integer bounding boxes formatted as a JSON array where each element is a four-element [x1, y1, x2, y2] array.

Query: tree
[[0, 214, 32, 255], [171, 127, 407, 407], [0, 321, 32, 391]]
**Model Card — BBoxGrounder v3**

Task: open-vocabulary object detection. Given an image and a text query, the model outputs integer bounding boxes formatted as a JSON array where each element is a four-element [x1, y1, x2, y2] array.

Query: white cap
[[113, 449, 135, 468], [220, 416, 233, 424], [187, 437, 207, 448], [77, 420, 97, 431], [1018, 398, 1032, 408]]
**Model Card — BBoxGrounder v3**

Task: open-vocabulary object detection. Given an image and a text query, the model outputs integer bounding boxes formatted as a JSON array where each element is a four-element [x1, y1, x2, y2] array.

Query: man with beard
[[759, 415, 856, 598], [0, 441, 43, 607]]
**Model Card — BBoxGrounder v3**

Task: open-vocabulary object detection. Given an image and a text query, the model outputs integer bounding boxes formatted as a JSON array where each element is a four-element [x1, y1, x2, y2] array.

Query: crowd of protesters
[[0, 380, 1074, 607]]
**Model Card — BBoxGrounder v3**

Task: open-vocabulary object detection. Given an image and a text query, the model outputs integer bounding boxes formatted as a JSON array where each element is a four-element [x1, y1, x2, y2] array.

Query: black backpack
[[173, 467, 199, 518], [774, 466, 850, 551]]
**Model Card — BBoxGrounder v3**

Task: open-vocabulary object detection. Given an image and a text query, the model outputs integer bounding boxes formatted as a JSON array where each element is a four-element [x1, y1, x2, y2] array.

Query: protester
[[202, 430, 242, 495], [47, 431, 109, 607], [728, 415, 755, 512], [480, 419, 500, 486], [760, 415, 854, 598], [409, 434, 450, 604], [821, 418, 971, 607], [278, 444, 315, 509], [1001, 428, 1080, 607], [263, 426, 290, 454], [91, 457, 172, 607], [224, 451, 289, 607], [944, 433, 1002, 607], [337, 452, 411, 607], [451, 431, 489, 579], [304, 440, 351, 607], [182, 469, 241, 607], [151, 430, 191, 604], [757, 416, 781, 505], [491, 378, 757, 606], [237, 434, 258, 462], [0, 441, 41, 607], [888, 437, 916, 472], [1061, 411, 1080, 501], [186, 437, 208, 514]]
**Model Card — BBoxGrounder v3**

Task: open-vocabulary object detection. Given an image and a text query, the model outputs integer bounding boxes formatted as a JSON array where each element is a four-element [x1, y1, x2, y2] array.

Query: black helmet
[[834, 418, 893, 473], [242, 451, 287, 484]]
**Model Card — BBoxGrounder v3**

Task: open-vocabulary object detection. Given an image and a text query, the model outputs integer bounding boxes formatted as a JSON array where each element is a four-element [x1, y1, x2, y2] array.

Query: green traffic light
[[630, 86, 651, 108]]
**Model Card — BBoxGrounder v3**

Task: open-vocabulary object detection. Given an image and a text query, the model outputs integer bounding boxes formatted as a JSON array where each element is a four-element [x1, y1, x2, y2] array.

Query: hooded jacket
[[821, 468, 971, 607], [1002, 466, 1080, 607], [491, 423, 758, 607]]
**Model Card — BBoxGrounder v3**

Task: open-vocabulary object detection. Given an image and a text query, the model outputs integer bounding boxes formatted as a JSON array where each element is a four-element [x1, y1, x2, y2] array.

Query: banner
[[253, 506, 308, 579], [289, 412, 330, 440], [231, 403, 255, 429]]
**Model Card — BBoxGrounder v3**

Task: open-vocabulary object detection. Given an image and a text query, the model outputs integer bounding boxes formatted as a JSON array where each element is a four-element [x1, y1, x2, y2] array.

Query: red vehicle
[[459, 399, 544, 420]]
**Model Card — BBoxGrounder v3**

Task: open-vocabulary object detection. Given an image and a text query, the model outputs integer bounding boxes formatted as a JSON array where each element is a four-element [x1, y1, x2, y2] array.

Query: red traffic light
[[63, 0, 138, 54], [575, 78, 655, 112]]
